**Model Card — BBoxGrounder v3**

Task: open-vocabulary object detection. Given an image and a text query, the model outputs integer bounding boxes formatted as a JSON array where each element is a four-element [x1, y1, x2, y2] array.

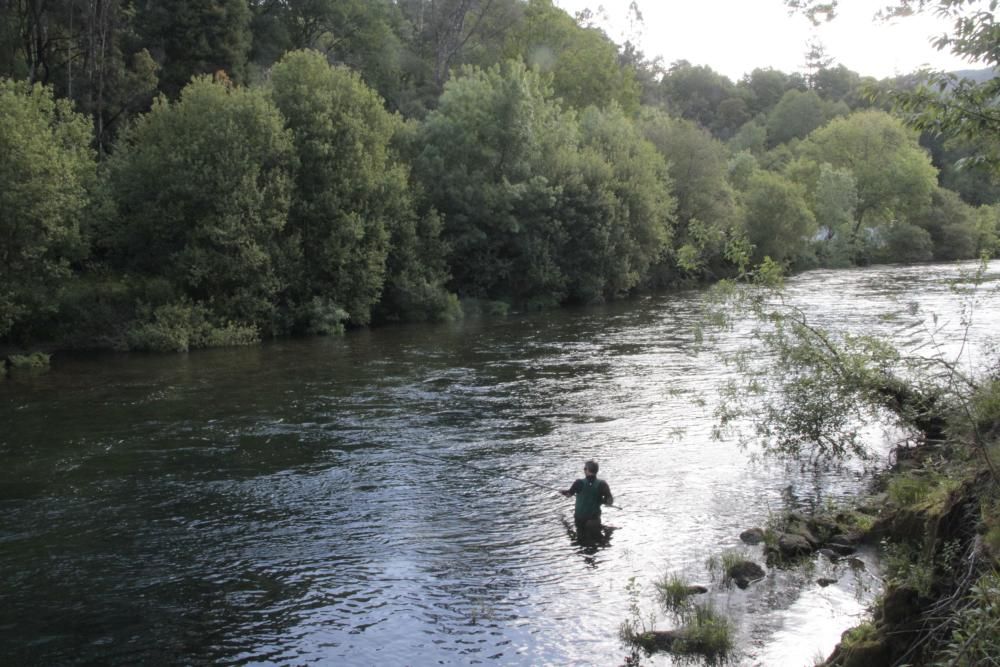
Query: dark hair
[[584, 460, 598, 474]]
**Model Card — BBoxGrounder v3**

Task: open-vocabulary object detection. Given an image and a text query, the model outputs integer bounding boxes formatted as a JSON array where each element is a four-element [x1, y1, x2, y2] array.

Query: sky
[[553, 0, 980, 81]]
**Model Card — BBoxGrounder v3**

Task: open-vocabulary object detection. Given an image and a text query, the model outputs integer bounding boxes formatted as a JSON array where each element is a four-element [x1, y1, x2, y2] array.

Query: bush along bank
[[821, 442, 1000, 666]]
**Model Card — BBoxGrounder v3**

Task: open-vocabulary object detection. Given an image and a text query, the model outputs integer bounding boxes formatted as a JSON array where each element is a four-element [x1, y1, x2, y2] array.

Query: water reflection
[[2, 261, 997, 665]]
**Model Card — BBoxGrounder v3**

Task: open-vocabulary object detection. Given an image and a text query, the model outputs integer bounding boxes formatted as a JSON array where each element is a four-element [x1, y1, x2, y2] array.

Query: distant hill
[[951, 68, 997, 82]]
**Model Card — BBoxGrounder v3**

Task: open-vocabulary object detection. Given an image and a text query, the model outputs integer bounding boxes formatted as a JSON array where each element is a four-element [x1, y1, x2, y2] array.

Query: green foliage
[[106, 75, 295, 332], [878, 1, 1000, 175], [126, 300, 259, 352], [912, 187, 980, 261], [271, 50, 413, 327], [797, 111, 938, 245], [887, 473, 960, 507], [506, 0, 639, 114], [618, 576, 656, 649], [574, 104, 674, 298], [638, 110, 738, 281], [741, 170, 816, 266], [656, 60, 742, 138], [653, 572, 695, 617], [414, 60, 573, 302], [933, 570, 1000, 667], [671, 603, 734, 666], [0, 79, 94, 341], [972, 205, 1000, 256], [878, 222, 936, 263], [765, 88, 844, 147], [7, 352, 51, 369], [138, 0, 252, 97]]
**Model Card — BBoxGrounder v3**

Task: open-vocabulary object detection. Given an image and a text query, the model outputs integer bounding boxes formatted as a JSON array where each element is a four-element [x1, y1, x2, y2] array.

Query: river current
[[2, 261, 998, 666]]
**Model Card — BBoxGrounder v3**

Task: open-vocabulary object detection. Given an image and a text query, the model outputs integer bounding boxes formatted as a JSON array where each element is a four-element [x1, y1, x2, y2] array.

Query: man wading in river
[[561, 460, 613, 541]]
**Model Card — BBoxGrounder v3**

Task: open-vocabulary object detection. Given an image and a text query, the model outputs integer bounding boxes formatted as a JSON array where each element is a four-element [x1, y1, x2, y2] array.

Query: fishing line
[[388, 444, 623, 509]]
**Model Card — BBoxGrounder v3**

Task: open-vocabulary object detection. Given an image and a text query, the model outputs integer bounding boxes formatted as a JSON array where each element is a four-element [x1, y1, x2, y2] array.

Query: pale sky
[[554, 0, 980, 81]]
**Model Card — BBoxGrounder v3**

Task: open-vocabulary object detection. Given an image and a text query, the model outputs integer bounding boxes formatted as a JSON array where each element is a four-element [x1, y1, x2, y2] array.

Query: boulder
[[787, 522, 820, 548], [648, 630, 681, 651], [817, 577, 838, 587], [726, 560, 766, 589], [826, 542, 856, 556], [778, 533, 814, 558], [817, 548, 841, 562], [830, 532, 862, 545], [740, 527, 766, 545], [845, 557, 866, 571]]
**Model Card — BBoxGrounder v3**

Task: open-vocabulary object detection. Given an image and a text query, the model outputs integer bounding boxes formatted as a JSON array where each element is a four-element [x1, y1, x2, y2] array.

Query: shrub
[[126, 301, 259, 352], [301, 297, 349, 336], [673, 603, 734, 666], [8, 352, 51, 369], [933, 572, 1000, 666]]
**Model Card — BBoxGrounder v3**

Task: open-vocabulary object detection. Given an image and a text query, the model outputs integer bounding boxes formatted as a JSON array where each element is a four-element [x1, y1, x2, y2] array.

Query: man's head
[[584, 460, 598, 477]]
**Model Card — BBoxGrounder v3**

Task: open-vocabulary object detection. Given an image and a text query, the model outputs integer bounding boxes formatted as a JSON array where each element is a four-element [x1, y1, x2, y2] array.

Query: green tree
[[879, 1, 1000, 173], [505, 0, 639, 113], [574, 104, 673, 296], [812, 64, 861, 102], [638, 109, 738, 279], [765, 88, 845, 147], [412, 60, 571, 302], [106, 75, 294, 332], [739, 67, 803, 116], [656, 60, 741, 137], [797, 111, 938, 243], [271, 49, 428, 328], [249, 0, 407, 108], [742, 170, 816, 265], [137, 0, 252, 98], [0, 79, 93, 340], [912, 186, 980, 260], [0, 1, 159, 153]]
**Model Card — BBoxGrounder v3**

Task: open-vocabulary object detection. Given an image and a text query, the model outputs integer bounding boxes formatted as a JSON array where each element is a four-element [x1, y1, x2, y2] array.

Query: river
[[2, 261, 998, 666]]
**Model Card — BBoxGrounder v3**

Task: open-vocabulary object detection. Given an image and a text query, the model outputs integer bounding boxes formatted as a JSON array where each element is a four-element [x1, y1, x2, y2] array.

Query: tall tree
[[505, 0, 639, 113], [574, 104, 673, 296], [137, 0, 252, 98], [270, 49, 403, 328], [742, 170, 816, 265], [797, 110, 939, 242], [0, 78, 93, 340], [413, 60, 572, 302], [106, 74, 294, 330], [638, 109, 738, 279]]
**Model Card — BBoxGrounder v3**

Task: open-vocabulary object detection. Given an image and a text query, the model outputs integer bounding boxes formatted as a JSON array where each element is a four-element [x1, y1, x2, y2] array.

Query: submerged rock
[[817, 577, 838, 587], [684, 585, 709, 595], [740, 527, 765, 544], [726, 560, 765, 589]]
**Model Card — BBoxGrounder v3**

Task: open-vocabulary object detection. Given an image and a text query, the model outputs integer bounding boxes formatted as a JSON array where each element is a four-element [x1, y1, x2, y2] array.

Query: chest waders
[[575, 477, 605, 521]]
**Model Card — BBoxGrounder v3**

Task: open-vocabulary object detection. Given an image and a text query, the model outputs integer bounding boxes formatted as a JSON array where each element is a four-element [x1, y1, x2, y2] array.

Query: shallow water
[[2, 261, 997, 665]]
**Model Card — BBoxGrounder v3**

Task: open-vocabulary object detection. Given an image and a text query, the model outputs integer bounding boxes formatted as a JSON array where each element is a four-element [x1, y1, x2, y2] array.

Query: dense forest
[[1, 0, 998, 353]]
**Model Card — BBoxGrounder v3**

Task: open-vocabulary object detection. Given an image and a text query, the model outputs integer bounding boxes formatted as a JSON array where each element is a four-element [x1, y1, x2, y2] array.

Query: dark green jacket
[[568, 476, 612, 520]]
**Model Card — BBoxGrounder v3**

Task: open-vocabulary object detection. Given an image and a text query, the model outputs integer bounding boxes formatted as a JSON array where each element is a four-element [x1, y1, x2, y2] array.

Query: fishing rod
[[389, 444, 623, 509]]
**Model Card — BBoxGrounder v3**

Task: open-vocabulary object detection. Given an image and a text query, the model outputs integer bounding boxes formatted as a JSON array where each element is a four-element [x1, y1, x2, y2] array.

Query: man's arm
[[600, 481, 613, 506], [560, 479, 581, 497]]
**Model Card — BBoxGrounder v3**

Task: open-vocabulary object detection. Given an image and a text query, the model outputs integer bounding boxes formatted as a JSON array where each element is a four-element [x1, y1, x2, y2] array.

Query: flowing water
[[2, 262, 998, 666]]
